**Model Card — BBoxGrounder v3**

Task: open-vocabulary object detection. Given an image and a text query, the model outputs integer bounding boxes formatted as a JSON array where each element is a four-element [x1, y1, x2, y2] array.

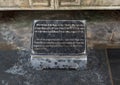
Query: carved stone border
[[29, 0, 54, 9], [55, 0, 120, 10], [0, 0, 120, 10], [0, 0, 30, 8], [55, 0, 81, 9], [60, 0, 81, 6]]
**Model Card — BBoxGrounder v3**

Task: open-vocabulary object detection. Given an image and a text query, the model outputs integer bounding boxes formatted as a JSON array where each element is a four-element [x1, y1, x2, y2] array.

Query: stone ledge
[[1, 0, 120, 10]]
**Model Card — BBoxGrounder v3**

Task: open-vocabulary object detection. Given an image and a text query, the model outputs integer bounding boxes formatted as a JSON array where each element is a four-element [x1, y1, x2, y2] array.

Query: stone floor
[[0, 49, 112, 85]]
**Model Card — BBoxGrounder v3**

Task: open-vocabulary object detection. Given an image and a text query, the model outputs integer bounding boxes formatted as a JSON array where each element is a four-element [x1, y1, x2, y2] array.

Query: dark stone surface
[[0, 49, 112, 85], [1, 11, 120, 49], [0, 11, 118, 85], [107, 49, 120, 85]]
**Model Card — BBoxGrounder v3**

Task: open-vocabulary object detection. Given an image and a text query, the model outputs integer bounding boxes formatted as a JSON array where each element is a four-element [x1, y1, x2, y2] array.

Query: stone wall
[[1, 0, 120, 10], [0, 11, 120, 50]]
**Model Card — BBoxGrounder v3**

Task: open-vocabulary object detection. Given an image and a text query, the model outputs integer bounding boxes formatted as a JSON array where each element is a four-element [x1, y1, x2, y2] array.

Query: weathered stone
[[0, 11, 116, 85], [87, 22, 120, 48], [0, 11, 120, 50], [0, 0, 30, 7], [31, 20, 87, 70], [0, 0, 120, 10]]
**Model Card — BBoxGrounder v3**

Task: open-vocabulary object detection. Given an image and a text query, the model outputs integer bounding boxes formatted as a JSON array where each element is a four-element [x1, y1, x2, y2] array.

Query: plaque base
[[31, 55, 87, 70]]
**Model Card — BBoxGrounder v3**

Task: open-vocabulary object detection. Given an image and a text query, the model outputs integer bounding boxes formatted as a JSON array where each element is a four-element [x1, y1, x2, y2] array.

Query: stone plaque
[[31, 20, 87, 70], [32, 20, 86, 55]]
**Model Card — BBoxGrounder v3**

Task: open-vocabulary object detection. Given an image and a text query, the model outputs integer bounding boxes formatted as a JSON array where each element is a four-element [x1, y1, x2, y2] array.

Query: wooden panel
[[0, 0, 30, 7], [30, 0, 54, 9]]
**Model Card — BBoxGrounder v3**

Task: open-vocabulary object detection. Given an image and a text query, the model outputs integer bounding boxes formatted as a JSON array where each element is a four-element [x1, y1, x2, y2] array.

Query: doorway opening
[[107, 49, 120, 85]]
